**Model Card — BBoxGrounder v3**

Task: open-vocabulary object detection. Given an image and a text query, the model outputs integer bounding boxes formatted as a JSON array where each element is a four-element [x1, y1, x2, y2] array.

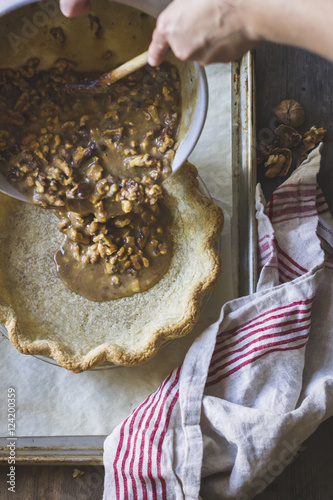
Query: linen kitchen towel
[[103, 145, 333, 500]]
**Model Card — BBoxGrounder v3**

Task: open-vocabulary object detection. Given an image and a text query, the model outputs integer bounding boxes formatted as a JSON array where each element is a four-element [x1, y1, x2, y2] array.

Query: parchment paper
[[0, 63, 234, 436]]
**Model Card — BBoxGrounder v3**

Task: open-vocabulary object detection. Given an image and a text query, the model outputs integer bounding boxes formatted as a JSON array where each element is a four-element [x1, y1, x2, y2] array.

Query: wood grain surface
[[1, 41, 333, 500], [256, 42, 333, 211], [253, 41, 333, 499], [0, 465, 105, 499]]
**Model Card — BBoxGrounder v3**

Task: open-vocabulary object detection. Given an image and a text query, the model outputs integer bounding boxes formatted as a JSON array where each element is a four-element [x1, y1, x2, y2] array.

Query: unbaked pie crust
[[0, 162, 223, 372]]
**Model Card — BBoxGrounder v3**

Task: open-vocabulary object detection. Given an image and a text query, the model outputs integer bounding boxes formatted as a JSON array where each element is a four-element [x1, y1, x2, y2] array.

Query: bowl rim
[[173, 65, 208, 172]]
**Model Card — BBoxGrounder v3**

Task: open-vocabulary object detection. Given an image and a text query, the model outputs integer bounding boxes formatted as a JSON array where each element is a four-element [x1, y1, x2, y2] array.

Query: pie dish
[[0, 162, 223, 372]]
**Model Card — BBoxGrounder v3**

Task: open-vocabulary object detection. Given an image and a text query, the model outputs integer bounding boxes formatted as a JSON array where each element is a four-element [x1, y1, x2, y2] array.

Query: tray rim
[[231, 51, 257, 297], [0, 52, 257, 465]]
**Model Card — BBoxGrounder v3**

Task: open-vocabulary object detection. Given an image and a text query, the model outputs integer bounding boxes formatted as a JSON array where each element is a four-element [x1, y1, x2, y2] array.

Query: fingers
[[148, 5, 176, 66], [60, 0, 91, 17], [148, 29, 170, 67], [148, 0, 208, 66], [148, 0, 258, 66]]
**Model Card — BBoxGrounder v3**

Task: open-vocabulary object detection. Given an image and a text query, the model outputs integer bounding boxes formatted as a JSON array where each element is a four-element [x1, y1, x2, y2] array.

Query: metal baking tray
[[0, 52, 257, 465]]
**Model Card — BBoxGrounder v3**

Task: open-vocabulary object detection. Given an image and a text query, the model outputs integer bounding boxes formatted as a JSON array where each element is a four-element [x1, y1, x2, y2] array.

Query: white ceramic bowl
[[0, 0, 208, 200]]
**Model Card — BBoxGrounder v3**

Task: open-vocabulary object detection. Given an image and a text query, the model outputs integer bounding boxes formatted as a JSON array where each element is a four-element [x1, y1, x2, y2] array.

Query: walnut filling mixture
[[0, 58, 181, 301]]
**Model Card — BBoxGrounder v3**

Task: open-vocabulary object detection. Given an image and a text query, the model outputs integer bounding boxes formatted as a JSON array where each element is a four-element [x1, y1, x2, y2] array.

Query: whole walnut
[[274, 100, 305, 129]]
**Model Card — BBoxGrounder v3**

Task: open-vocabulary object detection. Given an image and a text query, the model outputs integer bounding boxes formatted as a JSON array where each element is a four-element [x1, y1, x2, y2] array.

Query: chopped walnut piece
[[142, 257, 150, 268], [73, 468, 85, 479], [95, 178, 109, 195], [157, 129, 174, 153], [87, 244, 100, 264], [69, 213, 85, 229], [264, 148, 292, 178], [73, 146, 94, 165], [86, 163, 103, 181], [35, 180, 45, 194], [127, 154, 158, 168], [121, 200, 132, 213], [57, 217, 70, 232], [148, 105, 161, 124], [130, 254, 142, 270], [162, 86, 173, 102], [114, 217, 131, 228], [145, 184, 162, 204], [54, 158, 72, 178], [67, 227, 90, 244], [94, 201, 107, 222], [103, 127, 123, 142], [302, 126, 327, 152]]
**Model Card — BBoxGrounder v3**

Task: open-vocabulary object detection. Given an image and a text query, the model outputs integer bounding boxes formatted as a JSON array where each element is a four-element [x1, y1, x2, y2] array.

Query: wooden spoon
[[66, 50, 149, 94]]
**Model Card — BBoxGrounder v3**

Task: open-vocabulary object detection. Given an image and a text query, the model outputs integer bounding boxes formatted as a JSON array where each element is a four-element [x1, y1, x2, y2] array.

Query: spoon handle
[[98, 50, 149, 87]]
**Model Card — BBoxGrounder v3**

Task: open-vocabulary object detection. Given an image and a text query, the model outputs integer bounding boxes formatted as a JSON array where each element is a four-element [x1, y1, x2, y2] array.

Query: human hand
[[148, 0, 260, 66], [59, 0, 333, 64], [59, 0, 91, 17]]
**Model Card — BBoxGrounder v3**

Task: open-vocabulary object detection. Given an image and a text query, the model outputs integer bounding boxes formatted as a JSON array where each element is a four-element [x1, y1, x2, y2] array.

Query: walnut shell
[[275, 125, 302, 149], [274, 100, 305, 129], [264, 148, 292, 178], [256, 141, 274, 165]]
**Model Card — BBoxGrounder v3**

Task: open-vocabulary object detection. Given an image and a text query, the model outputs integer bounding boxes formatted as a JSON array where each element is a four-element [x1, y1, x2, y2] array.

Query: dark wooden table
[[253, 41, 333, 499], [1, 42, 333, 500]]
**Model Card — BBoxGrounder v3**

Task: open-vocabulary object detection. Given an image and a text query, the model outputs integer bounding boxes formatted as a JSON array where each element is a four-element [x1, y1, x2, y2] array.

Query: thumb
[[148, 28, 170, 67]]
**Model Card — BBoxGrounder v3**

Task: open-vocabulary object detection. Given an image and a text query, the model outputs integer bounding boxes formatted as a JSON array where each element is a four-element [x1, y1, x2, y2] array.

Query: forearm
[[249, 0, 333, 61]]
